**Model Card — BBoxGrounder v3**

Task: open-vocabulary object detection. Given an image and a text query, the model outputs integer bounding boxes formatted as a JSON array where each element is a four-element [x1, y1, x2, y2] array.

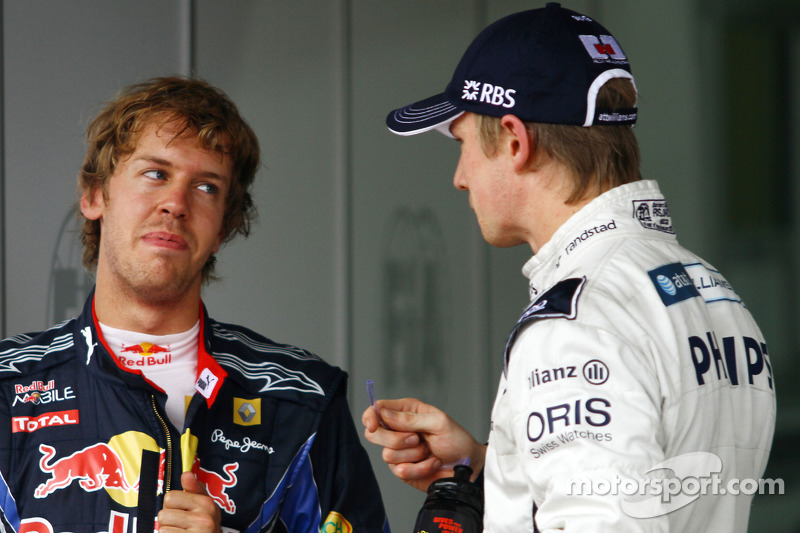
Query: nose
[[160, 184, 189, 218], [453, 163, 468, 191]]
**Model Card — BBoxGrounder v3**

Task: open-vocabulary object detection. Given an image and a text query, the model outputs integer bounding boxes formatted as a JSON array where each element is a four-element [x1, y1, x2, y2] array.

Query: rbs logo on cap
[[462, 79, 516, 109]]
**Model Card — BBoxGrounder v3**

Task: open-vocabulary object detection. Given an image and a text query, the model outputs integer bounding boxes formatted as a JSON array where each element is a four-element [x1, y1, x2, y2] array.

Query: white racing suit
[[483, 180, 776, 532]]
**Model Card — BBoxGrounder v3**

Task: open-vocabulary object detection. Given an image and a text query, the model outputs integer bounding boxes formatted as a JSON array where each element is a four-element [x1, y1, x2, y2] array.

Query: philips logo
[[462, 80, 516, 109], [649, 263, 700, 307]]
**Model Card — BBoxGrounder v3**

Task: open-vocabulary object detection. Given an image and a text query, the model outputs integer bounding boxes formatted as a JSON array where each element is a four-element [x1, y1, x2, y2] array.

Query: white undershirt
[[99, 321, 199, 429]]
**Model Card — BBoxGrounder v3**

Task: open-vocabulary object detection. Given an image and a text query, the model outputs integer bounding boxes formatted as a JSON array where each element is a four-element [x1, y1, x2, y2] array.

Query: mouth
[[142, 231, 189, 250]]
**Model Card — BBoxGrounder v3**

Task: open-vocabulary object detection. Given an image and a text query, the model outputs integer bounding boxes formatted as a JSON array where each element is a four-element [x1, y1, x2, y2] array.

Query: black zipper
[[150, 395, 173, 493]]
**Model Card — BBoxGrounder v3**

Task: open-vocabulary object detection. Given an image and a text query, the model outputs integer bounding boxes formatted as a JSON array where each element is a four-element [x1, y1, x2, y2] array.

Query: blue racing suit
[[0, 292, 389, 533]]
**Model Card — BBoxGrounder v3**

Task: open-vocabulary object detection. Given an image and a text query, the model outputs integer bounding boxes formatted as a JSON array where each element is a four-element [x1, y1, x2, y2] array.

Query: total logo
[[118, 342, 172, 367], [12, 409, 79, 433]]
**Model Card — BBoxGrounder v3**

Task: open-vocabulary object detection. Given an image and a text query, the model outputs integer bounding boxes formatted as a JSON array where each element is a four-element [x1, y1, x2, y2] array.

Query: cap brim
[[386, 93, 464, 138]]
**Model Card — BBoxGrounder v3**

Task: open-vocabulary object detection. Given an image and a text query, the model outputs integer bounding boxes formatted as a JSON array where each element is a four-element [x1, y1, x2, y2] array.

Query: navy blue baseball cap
[[386, 2, 637, 137]]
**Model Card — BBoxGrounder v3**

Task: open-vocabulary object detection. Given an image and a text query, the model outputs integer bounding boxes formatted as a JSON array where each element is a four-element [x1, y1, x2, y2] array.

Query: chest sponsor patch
[[684, 263, 742, 304], [233, 397, 261, 426], [504, 277, 585, 375], [12, 409, 79, 433], [648, 263, 700, 306]]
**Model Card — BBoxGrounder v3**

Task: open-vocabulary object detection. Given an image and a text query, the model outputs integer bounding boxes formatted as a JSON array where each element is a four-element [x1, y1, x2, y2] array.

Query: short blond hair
[[477, 78, 641, 203]]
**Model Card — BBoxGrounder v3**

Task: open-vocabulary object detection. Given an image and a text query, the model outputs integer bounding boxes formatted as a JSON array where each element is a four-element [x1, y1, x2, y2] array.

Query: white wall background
[[1, 1, 797, 531]]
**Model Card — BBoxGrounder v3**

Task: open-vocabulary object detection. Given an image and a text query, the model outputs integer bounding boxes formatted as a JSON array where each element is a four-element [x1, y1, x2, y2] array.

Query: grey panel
[[195, 0, 346, 364], [3, 0, 187, 334]]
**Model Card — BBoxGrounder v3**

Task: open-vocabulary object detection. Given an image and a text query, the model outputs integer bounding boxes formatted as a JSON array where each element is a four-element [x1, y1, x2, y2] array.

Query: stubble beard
[[100, 237, 204, 309]]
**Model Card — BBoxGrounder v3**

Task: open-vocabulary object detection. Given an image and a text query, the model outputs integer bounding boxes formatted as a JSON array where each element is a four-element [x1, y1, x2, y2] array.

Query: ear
[[499, 114, 533, 173], [80, 186, 105, 221]]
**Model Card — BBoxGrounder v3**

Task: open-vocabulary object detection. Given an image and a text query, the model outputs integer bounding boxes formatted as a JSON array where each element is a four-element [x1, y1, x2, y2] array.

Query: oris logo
[[527, 398, 611, 442], [461, 80, 516, 109]]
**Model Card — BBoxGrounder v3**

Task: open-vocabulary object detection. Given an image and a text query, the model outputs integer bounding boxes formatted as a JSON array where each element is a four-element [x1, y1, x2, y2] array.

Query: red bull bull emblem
[[34, 431, 163, 508], [118, 342, 172, 367], [35, 443, 133, 497], [193, 458, 239, 514]]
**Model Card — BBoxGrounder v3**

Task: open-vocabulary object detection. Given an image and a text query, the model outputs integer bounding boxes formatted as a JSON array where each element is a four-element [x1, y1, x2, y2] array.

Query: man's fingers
[[381, 441, 431, 466], [159, 475, 221, 533]]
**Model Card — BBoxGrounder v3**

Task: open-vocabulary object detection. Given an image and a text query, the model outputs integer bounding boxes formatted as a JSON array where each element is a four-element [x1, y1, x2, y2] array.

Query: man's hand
[[158, 472, 222, 533], [362, 398, 487, 492]]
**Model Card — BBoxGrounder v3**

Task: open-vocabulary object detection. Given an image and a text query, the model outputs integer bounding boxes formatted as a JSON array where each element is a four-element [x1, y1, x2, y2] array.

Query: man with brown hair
[[0, 77, 389, 533], [364, 4, 775, 532]]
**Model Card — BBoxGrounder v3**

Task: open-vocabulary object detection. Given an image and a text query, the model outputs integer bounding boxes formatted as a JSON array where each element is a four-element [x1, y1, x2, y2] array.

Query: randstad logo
[[462, 80, 516, 109]]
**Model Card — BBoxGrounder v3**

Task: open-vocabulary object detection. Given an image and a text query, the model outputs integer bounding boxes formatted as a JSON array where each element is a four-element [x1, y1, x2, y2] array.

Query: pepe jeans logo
[[461, 80, 516, 109]]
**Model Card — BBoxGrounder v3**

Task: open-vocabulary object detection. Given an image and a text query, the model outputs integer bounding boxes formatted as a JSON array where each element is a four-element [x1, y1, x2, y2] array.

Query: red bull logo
[[14, 380, 56, 394], [35, 443, 134, 497], [120, 343, 170, 356], [118, 343, 172, 367], [34, 431, 163, 507], [12, 386, 75, 406], [193, 458, 239, 514], [20, 511, 146, 533]]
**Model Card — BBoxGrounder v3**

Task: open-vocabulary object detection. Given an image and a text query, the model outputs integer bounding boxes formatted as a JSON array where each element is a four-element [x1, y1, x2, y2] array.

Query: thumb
[[180, 471, 207, 495]]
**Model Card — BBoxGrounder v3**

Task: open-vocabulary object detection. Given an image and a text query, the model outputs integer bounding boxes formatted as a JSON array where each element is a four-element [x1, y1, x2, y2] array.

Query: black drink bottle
[[412, 464, 483, 533]]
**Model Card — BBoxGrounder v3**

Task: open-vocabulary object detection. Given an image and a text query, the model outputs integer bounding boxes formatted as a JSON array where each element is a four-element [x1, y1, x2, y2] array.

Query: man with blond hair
[[364, 4, 775, 532]]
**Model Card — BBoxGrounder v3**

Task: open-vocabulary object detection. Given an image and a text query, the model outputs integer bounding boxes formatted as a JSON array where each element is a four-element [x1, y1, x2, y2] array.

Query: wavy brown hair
[[78, 76, 260, 282]]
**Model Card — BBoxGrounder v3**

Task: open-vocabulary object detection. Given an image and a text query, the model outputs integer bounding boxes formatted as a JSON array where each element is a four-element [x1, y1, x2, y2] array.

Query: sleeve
[[308, 380, 391, 533], [503, 319, 669, 533], [0, 380, 22, 532]]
